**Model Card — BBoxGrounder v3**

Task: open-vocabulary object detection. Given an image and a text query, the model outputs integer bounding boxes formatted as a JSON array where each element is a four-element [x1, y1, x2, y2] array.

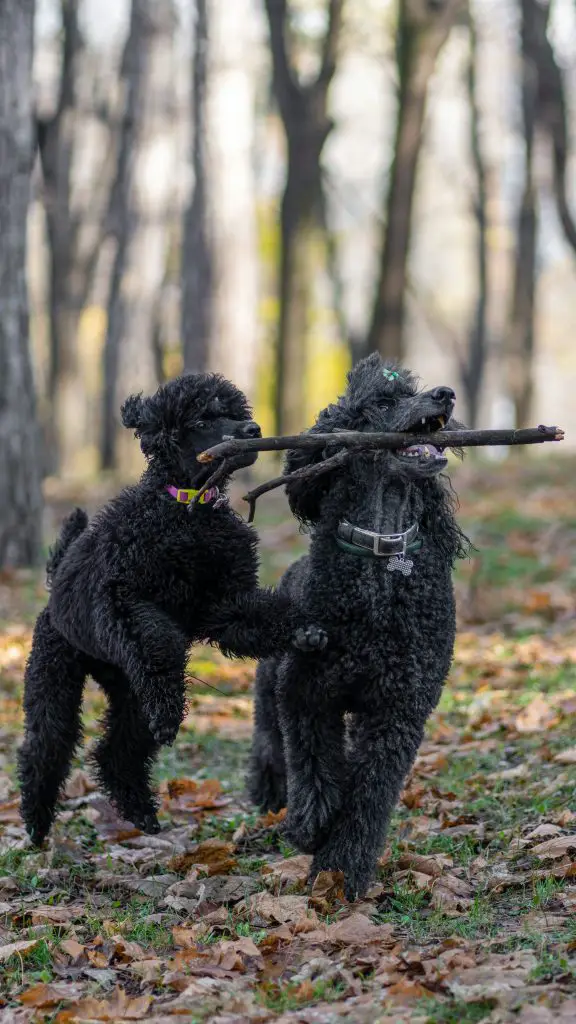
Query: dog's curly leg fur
[[309, 707, 427, 900], [208, 590, 325, 661], [18, 608, 86, 846], [247, 658, 287, 812], [88, 664, 161, 833], [97, 601, 188, 746], [276, 662, 347, 853]]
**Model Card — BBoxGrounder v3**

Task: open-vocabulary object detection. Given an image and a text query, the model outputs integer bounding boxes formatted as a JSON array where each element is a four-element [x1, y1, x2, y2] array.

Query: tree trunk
[[366, 0, 463, 363], [462, 6, 488, 429], [208, 0, 259, 398], [265, 0, 344, 434], [525, 0, 576, 255], [0, 0, 43, 567], [100, 0, 149, 470], [36, 0, 84, 476], [507, 0, 538, 430], [181, 0, 213, 374]]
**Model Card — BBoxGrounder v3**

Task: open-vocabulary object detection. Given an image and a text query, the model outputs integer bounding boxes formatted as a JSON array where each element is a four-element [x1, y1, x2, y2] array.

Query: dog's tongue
[[400, 443, 443, 459]]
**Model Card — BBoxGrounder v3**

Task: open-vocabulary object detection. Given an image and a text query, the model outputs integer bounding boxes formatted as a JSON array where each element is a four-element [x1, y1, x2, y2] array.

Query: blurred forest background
[[1, 0, 575, 569]]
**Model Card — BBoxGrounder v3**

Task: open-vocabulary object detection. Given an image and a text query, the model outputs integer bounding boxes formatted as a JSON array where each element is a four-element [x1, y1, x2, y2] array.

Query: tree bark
[[525, 0, 576, 256], [461, 5, 488, 429], [0, 0, 43, 567], [366, 0, 463, 363], [181, 0, 213, 374], [265, 0, 344, 434], [506, 0, 538, 430], [208, 0, 259, 398], [100, 0, 150, 470]]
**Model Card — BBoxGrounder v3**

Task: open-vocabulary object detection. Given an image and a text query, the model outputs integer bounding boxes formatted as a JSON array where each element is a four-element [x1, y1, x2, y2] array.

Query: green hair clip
[[382, 369, 399, 381]]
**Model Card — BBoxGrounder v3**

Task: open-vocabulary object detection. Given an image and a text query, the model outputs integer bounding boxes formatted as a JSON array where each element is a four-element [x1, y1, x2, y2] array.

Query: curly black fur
[[19, 373, 324, 847], [248, 354, 470, 899]]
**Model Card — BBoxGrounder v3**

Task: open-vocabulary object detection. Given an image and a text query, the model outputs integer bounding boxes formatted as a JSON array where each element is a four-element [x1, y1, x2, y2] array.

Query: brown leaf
[[309, 870, 345, 911], [164, 777, 225, 810], [60, 939, 86, 961], [515, 695, 558, 733], [262, 854, 312, 890], [55, 987, 152, 1022], [19, 983, 84, 1008], [485, 763, 529, 782], [532, 835, 576, 859], [64, 769, 96, 799], [0, 799, 22, 823], [169, 838, 237, 876], [239, 892, 311, 925], [431, 874, 474, 917], [325, 912, 395, 946], [0, 938, 39, 962], [208, 936, 263, 972], [256, 807, 287, 827], [30, 904, 78, 925], [168, 873, 260, 905], [554, 747, 576, 764], [397, 853, 453, 877], [413, 751, 448, 775], [384, 978, 434, 1003]]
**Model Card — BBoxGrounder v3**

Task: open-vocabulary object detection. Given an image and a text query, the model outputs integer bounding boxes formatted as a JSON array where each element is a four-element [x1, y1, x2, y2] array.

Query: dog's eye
[[196, 421, 206, 429]]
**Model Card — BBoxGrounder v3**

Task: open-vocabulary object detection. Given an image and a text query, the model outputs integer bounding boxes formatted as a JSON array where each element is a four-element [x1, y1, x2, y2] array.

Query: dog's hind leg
[[247, 658, 287, 812], [310, 704, 427, 900], [277, 659, 347, 854], [18, 607, 86, 846], [88, 664, 161, 834]]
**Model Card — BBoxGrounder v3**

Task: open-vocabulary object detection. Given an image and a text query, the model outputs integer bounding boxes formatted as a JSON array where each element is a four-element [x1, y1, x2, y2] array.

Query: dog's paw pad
[[292, 625, 327, 652]]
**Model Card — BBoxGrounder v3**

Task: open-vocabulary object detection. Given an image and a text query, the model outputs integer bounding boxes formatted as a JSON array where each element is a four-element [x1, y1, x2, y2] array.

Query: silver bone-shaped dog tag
[[387, 555, 413, 576]]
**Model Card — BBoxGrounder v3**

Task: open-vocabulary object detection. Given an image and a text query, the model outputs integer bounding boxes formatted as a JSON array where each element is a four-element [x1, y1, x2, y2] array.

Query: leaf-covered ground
[[1, 457, 576, 1023]]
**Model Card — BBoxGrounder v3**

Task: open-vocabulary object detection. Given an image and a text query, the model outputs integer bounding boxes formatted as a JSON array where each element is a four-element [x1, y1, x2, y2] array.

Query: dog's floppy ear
[[121, 393, 144, 431]]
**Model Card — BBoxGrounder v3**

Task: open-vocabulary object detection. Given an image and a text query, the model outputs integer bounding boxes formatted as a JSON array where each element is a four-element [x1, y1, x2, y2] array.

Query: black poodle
[[248, 354, 469, 899], [18, 373, 325, 846]]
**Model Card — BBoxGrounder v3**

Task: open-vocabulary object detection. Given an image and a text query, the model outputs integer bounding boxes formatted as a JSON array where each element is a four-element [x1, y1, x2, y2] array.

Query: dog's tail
[[46, 507, 89, 589]]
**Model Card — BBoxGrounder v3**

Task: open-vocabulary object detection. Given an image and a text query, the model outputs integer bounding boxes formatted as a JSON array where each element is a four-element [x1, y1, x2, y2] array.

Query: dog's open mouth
[[395, 414, 449, 467]]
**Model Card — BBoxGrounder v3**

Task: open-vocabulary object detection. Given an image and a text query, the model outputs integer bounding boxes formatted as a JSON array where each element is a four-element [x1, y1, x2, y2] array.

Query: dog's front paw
[[148, 713, 181, 746], [292, 625, 327, 653]]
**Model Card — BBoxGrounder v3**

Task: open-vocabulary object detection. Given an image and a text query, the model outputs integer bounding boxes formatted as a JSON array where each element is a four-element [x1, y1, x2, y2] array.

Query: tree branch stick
[[199, 425, 564, 463]]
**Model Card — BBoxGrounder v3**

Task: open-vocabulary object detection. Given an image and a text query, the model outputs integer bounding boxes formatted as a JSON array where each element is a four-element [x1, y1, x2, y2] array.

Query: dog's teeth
[[421, 417, 426, 426]]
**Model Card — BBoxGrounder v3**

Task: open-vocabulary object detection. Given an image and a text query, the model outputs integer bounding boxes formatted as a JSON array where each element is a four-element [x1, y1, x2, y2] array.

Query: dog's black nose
[[238, 420, 261, 438], [431, 386, 455, 404]]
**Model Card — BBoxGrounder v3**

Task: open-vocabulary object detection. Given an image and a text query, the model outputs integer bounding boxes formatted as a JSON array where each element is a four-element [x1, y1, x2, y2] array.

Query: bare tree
[[181, 0, 213, 373], [265, 0, 344, 434], [100, 0, 151, 470], [526, 0, 576, 255], [366, 0, 464, 363], [0, 0, 43, 567], [37, 1, 114, 476], [506, 0, 538, 430], [460, 5, 489, 428]]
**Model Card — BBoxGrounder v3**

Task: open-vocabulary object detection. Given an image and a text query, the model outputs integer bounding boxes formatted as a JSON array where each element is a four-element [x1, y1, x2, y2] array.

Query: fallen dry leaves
[[1, 464, 576, 1021]]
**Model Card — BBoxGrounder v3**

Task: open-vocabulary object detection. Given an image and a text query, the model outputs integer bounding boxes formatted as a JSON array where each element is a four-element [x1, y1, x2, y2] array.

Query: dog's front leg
[[100, 601, 188, 747], [310, 706, 427, 900], [276, 659, 346, 853], [208, 590, 327, 660]]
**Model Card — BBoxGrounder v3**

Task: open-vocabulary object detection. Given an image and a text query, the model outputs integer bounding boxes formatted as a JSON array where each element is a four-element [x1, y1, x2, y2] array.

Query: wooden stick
[[243, 449, 351, 523], [198, 425, 564, 463]]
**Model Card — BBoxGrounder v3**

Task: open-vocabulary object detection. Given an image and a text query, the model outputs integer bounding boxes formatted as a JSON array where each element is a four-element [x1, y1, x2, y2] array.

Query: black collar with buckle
[[335, 520, 423, 561]]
